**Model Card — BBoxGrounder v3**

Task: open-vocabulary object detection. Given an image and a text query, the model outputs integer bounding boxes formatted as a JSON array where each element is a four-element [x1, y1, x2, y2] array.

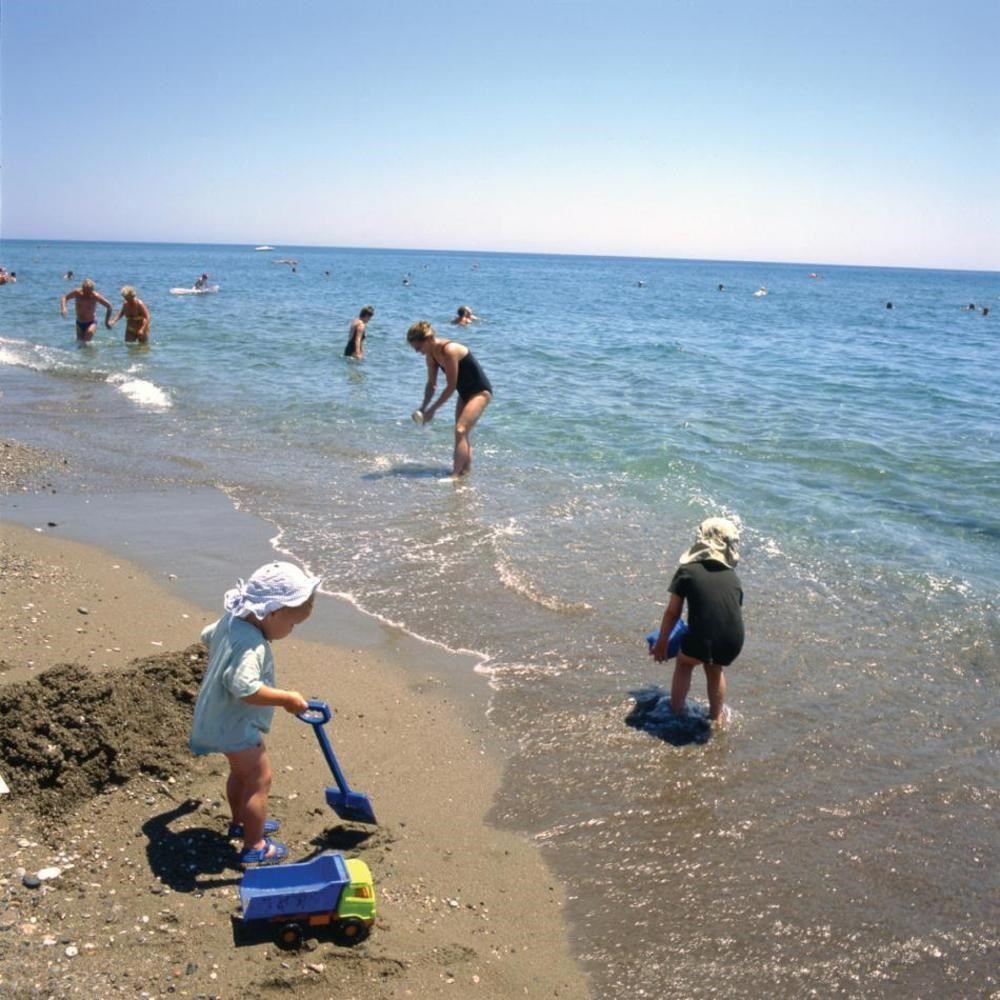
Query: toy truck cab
[[240, 851, 375, 949]]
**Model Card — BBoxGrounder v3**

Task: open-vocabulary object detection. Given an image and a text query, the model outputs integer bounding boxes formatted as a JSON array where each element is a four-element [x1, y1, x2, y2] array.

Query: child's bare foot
[[710, 705, 731, 729]]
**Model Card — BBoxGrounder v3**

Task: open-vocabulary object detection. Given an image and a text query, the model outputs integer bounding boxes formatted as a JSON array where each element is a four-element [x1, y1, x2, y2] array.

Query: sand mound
[[0, 644, 206, 818]]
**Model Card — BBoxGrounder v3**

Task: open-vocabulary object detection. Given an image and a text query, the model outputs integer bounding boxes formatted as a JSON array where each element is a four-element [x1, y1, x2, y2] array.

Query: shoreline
[[0, 447, 590, 998], [2, 474, 493, 720]]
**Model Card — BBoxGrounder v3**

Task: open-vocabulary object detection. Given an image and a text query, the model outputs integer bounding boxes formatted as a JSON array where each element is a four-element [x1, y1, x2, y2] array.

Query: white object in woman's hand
[[411, 409, 425, 425]]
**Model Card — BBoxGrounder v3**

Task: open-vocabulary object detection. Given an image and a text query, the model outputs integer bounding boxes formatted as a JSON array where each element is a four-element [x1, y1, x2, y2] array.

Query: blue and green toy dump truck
[[239, 851, 375, 949]]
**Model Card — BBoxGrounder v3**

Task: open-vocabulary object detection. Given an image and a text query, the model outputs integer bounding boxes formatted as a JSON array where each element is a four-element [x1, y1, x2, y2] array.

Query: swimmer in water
[[61, 278, 113, 342], [407, 320, 493, 477], [108, 285, 151, 344], [344, 305, 375, 359], [450, 305, 479, 326]]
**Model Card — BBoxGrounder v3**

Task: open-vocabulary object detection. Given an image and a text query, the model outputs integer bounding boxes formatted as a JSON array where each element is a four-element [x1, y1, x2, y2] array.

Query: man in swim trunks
[[108, 285, 151, 344], [61, 278, 113, 342]]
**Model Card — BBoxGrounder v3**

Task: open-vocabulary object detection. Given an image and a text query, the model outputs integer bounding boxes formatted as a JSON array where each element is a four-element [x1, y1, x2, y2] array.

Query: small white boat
[[753, 286, 768, 297], [254, 245, 275, 252], [170, 284, 220, 295]]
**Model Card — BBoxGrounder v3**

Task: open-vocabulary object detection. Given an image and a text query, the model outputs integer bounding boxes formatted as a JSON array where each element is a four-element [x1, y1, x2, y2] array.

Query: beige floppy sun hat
[[679, 517, 741, 569]]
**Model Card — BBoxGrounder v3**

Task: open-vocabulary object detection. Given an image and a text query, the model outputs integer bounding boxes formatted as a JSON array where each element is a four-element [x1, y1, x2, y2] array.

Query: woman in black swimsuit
[[344, 305, 375, 359], [407, 320, 492, 477]]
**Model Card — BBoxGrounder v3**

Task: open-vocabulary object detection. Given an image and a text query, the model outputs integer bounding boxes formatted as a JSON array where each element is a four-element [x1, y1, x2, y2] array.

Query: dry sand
[[1, 466, 590, 997]]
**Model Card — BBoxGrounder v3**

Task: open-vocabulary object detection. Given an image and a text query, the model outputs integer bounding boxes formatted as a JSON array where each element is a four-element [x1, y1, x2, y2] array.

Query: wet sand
[[0, 445, 590, 998]]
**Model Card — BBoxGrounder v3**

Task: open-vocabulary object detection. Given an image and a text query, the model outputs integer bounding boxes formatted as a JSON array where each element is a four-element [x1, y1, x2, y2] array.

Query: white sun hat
[[678, 517, 741, 569], [223, 561, 321, 620]]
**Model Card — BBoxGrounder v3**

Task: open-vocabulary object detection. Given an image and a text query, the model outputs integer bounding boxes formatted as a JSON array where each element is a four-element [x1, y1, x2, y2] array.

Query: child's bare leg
[[670, 652, 699, 715], [704, 663, 727, 722], [225, 768, 245, 826], [224, 743, 273, 850]]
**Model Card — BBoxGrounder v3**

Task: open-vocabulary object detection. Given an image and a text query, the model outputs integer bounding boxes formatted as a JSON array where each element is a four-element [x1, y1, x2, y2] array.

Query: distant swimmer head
[[984, 307, 990, 316], [679, 517, 741, 569], [360, 305, 375, 320], [457, 305, 472, 319], [886, 301, 893, 309], [120, 285, 136, 300], [82, 278, 95, 292]]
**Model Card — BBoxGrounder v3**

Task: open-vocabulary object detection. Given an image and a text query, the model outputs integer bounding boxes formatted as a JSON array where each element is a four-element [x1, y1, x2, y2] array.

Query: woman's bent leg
[[453, 392, 490, 476]]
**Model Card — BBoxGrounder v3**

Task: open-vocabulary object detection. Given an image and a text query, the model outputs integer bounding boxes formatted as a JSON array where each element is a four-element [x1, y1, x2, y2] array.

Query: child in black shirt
[[651, 518, 744, 724]]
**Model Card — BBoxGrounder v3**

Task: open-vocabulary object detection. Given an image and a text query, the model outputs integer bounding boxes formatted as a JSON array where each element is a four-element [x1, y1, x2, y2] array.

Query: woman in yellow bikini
[[108, 285, 151, 344]]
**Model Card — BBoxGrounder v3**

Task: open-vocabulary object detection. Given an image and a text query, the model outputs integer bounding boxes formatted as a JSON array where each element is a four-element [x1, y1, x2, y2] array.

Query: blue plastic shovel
[[297, 700, 377, 825]]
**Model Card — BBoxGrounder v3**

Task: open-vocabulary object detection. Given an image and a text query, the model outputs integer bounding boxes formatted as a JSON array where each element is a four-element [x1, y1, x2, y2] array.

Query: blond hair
[[406, 320, 434, 344], [82, 278, 95, 291], [120, 285, 136, 299]]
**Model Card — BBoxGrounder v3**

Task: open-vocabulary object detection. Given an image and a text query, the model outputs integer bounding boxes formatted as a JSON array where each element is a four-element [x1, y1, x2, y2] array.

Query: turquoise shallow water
[[2, 239, 998, 996]]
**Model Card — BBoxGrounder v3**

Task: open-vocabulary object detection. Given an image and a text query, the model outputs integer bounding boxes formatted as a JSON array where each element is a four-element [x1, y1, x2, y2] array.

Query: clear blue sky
[[2, 0, 997, 270]]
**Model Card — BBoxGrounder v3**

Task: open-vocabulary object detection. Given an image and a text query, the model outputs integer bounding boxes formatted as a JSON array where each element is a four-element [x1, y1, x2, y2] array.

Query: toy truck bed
[[240, 852, 350, 922]]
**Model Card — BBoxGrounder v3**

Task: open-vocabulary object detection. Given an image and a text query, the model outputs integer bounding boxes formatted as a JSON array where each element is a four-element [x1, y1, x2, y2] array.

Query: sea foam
[[106, 372, 172, 411]]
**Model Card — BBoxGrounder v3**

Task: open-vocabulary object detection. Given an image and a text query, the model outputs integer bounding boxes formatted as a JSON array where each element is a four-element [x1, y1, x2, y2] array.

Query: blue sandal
[[240, 837, 289, 868], [228, 818, 281, 840]]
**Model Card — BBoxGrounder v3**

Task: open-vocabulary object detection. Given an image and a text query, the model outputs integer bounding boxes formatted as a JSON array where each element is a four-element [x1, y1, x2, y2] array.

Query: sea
[[1, 239, 997, 998]]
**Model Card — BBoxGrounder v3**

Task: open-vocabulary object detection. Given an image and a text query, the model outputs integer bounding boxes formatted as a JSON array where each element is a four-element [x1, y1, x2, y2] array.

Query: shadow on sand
[[142, 799, 241, 892]]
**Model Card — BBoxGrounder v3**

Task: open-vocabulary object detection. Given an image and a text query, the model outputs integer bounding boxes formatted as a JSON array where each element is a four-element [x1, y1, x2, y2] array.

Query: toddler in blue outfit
[[190, 561, 320, 866]]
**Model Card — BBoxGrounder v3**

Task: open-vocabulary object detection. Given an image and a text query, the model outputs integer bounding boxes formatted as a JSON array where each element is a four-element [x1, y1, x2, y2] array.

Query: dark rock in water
[[626, 686, 712, 745]]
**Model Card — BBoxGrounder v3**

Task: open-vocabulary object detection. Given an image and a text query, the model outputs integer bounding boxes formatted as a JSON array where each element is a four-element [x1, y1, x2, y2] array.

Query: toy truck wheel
[[276, 922, 304, 950], [332, 917, 369, 946]]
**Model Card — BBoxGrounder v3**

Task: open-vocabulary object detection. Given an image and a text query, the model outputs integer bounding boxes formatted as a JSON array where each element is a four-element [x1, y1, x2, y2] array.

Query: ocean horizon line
[[3, 235, 997, 278]]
